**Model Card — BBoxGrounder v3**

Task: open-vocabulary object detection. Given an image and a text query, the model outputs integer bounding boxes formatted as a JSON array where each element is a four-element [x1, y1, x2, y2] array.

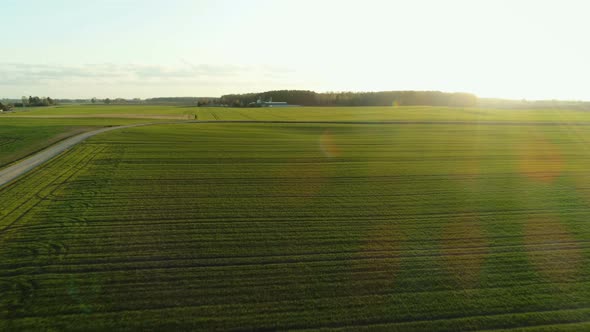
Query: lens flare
[[440, 215, 488, 288], [320, 129, 340, 158], [524, 215, 583, 283], [519, 138, 563, 183]]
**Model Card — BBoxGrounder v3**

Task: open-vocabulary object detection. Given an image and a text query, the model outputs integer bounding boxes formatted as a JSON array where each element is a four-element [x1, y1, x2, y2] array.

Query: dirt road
[[0, 124, 147, 188]]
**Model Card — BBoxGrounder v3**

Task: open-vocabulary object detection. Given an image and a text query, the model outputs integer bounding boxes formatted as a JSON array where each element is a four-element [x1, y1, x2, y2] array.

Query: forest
[[220, 90, 477, 107]]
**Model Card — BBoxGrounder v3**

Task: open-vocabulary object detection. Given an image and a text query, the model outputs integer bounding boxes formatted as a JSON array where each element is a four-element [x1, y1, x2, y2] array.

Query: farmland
[[0, 117, 158, 169], [8, 103, 590, 123], [2, 106, 590, 330], [5, 105, 198, 120]]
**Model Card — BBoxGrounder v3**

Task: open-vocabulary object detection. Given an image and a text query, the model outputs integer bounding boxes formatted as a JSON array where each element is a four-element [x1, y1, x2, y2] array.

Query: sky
[[1, 0, 589, 100]]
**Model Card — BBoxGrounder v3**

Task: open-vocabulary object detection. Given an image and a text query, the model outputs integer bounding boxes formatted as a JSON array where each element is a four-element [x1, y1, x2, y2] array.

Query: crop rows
[[1, 122, 590, 330]]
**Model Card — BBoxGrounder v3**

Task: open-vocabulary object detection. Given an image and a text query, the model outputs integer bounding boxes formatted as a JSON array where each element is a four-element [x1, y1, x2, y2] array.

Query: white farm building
[[249, 97, 298, 108]]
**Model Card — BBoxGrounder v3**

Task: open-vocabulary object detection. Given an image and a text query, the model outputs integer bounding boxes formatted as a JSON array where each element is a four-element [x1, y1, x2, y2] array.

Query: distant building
[[249, 97, 298, 108], [261, 101, 291, 107]]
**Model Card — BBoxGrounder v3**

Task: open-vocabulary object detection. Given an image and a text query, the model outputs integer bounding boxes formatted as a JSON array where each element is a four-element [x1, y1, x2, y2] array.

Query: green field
[[2, 106, 590, 330], [0, 117, 160, 169], [7, 104, 590, 123], [5, 105, 197, 119]]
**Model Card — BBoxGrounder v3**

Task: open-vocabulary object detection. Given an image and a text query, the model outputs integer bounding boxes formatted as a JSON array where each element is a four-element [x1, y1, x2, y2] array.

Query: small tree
[[91, 97, 97, 104], [0, 102, 12, 112], [104, 98, 111, 104]]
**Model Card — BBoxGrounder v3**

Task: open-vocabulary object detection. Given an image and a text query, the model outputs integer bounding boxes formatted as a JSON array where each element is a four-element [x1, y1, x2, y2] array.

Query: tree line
[[0, 90, 478, 110], [1, 96, 57, 110], [11, 96, 56, 107], [145, 97, 217, 105], [219, 90, 477, 107], [79, 97, 217, 105]]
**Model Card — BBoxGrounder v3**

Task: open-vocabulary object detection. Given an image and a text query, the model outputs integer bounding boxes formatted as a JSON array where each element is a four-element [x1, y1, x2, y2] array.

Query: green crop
[[1, 111, 590, 330]]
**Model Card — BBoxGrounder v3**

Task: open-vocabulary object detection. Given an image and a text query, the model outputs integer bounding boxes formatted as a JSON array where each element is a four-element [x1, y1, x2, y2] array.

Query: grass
[[1, 107, 590, 329], [7, 103, 590, 123], [5, 104, 197, 119], [0, 117, 159, 169]]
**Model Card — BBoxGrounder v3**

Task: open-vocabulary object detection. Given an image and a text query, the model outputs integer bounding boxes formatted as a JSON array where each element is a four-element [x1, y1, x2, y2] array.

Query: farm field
[[2, 116, 590, 330], [5, 103, 590, 173], [7, 104, 590, 123], [0, 117, 159, 169], [4, 105, 197, 119]]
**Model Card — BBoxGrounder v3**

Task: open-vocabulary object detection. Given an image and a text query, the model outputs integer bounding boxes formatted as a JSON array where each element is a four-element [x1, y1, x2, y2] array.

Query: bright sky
[[2, 0, 589, 100]]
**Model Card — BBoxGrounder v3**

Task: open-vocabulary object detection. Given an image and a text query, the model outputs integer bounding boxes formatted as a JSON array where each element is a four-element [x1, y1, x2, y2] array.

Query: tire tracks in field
[[0, 123, 163, 189], [0, 146, 106, 235], [3, 118, 590, 191]]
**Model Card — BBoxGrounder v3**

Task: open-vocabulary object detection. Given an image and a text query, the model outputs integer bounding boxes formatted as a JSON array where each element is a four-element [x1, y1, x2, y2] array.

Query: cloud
[[0, 62, 294, 87]]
